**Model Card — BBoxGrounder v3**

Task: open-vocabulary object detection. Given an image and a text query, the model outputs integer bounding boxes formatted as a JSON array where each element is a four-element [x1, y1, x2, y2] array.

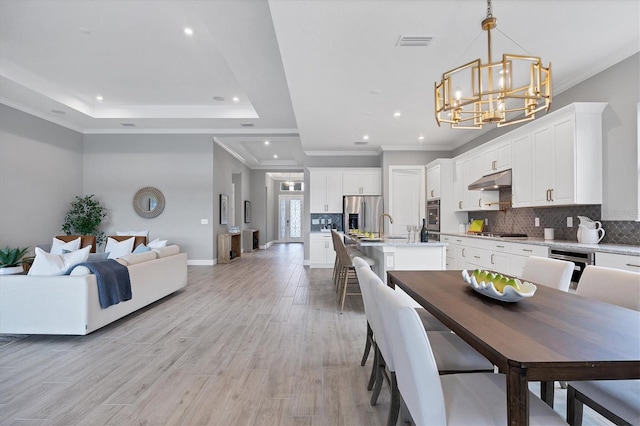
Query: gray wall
[[83, 134, 215, 261], [0, 105, 84, 250], [454, 53, 639, 221]]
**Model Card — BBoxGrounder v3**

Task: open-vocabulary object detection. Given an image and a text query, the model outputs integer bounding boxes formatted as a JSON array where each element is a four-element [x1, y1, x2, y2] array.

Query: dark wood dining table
[[387, 270, 640, 426]]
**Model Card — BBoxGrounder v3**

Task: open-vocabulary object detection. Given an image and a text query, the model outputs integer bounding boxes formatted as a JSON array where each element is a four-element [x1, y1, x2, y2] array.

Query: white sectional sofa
[[0, 245, 187, 335]]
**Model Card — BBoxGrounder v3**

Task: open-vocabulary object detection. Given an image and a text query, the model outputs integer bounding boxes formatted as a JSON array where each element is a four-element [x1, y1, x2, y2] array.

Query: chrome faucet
[[378, 213, 393, 239]]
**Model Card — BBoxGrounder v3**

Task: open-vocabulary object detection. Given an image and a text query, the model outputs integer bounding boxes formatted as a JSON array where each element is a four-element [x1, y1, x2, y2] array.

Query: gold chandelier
[[435, 0, 552, 129]]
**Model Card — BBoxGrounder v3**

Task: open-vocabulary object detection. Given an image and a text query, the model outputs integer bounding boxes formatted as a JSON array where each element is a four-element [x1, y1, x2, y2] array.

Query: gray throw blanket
[[66, 260, 132, 309]]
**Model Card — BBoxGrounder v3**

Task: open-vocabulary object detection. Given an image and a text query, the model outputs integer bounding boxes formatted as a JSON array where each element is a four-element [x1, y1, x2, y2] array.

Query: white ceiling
[[1, 0, 638, 168]]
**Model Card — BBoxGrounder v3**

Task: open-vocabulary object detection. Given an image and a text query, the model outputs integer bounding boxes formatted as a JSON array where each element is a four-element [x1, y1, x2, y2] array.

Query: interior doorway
[[278, 194, 304, 243]]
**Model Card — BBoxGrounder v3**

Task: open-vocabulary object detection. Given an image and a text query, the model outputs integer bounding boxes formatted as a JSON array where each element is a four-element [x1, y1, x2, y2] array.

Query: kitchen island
[[345, 234, 447, 283]]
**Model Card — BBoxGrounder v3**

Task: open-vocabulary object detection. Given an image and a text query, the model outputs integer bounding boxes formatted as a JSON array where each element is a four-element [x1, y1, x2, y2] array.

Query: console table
[[217, 232, 241, 264], [243, 229, 259, 252]]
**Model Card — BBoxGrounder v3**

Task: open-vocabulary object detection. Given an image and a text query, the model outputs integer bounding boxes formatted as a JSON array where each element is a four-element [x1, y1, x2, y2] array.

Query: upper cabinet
[[309, 169, 343, 213], [452, 154, 499, 212], [342, 168, 381, 195], [512, 102, 607, 208], [426, 163, 441, 200], [481, 138, 512, 175]]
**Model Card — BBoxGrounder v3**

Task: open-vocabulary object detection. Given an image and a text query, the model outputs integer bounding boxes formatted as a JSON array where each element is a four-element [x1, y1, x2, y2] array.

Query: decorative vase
[[0, 266, 24, 275]]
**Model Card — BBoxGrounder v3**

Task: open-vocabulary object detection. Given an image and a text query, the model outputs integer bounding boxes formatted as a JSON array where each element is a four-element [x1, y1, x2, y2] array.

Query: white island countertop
[[344, 234, 447, 283]]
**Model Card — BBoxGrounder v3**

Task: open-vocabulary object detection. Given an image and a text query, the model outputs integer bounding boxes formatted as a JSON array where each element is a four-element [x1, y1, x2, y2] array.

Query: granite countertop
[[439, 232, 640, 256], [345, 233, 447, 248]]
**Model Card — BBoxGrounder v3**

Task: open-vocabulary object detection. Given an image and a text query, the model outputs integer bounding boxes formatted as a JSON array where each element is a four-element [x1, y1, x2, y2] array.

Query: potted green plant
[[61, 195, 108, 245], [0, 246, 29, 275]]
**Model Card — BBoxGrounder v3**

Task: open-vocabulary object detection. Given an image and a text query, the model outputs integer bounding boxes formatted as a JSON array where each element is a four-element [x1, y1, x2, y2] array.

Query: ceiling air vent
[[354, 141, 368, 145], [240, 122, 254, 127], [397, 35, 434, 47], [120, 123, 136, 127]]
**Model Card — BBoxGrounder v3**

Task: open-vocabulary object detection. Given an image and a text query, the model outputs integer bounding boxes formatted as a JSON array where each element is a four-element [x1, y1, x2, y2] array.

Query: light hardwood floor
[[0, 244, 612, 425]]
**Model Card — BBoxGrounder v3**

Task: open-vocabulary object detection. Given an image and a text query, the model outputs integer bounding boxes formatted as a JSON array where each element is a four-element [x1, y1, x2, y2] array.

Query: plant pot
[[0, 266, 24, 275]]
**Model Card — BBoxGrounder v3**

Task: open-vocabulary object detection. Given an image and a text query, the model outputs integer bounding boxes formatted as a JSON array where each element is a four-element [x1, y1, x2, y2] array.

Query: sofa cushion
[[148, 238, 168, 249], [28, 246, 91, 276], [69, 265, 91, 276], [152, 245, 180, 258], [105, 237, 134, 259], [116, 230, 149, 239], [119, 251, 157, 266], [50, 237, 81, 255]]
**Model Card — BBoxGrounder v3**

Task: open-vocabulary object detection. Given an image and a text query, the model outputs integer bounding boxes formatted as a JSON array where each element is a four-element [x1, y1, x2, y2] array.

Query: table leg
[[540, 381, 555, 407], [506, 365, 529, 426]]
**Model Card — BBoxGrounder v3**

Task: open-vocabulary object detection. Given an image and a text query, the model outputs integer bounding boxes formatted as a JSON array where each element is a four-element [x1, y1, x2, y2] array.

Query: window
[[280, 181, 304, 192]]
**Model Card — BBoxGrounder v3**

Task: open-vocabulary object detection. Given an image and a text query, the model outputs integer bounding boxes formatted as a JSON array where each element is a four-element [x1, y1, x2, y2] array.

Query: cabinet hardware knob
[[523, 249, 533, 252], [491, 254, 495, 264], [478, 199, 482, 207], [549, 188, 554, 202], [626, 263, 640, 268], [462, 248, 466, 257]]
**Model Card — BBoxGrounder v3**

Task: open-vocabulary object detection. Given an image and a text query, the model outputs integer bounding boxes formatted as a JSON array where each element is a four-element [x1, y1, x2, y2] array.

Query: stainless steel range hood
[[468, 169, 512, 191]]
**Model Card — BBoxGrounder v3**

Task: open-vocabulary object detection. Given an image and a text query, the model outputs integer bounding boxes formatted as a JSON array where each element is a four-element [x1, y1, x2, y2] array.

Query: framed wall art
[[220, 194, 229, 224], [244, 200, 251, 223]]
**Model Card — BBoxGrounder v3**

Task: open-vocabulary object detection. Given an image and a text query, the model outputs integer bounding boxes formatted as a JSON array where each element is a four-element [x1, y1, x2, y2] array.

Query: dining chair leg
[[367, 341, 378, 391], [387, 371, 401, 426], [339, 269, 350, 313], [370, 346, 385, 406], [566, 385, 584, 426], [361, 322, 373, 366]]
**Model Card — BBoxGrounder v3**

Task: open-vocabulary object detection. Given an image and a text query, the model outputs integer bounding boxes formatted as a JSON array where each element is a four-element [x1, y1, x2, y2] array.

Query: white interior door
[[279, 195, 304, 243], [389, 166, 425, 236]]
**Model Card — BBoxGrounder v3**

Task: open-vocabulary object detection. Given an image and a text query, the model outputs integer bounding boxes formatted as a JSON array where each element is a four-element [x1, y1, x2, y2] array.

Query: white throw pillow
[[50, 237, 81, 255], [28, 246, 91, 276], [147, 238, 168, 249], [105, 237, 135, 259]]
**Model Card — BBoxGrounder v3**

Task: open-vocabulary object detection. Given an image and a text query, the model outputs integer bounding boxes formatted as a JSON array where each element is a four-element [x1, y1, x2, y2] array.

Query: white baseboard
[[261, 240, 276, 250], [187, 259, 215, 266]]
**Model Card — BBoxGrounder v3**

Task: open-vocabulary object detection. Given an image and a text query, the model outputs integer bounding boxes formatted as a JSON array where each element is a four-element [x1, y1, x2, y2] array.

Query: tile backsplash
[[310, 213, 343, 232], [469, 189, 640, 245]]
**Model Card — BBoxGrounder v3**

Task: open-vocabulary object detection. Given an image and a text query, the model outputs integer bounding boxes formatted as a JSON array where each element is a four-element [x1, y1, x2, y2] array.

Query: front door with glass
[[279, 195, 303, 243]]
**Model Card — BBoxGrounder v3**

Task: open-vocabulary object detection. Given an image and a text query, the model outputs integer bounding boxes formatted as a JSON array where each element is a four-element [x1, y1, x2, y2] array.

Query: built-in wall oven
[[426, 200, 440, 232], [548, 248, 595, 290]]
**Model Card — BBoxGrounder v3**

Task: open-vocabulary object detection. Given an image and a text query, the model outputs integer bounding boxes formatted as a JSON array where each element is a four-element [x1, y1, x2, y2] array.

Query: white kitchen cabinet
[[595, 252, 640, 273], [342, 168, 381, 195], [309, 169, 343, 213], [510, 242, 549, 277], [309, 232, 336, 268], [511, 133, 534, 206], [453, 160, 465, 212], [481, 138, 512, 175], [426, 163, 441, 200], [512, 102, 607, 208]]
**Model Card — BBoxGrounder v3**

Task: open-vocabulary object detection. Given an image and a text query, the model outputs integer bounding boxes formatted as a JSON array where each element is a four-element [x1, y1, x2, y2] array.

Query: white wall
[[83, 134, 215, 261], [0, 105, 84, 250]]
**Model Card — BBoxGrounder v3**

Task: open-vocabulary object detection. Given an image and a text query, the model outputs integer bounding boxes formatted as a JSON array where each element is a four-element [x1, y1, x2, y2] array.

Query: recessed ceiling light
[[184, 27, 194, 36], [212, 96, 225, 101], [394, 112, 401, 117], [264, 140, 270, 145], [96, 95, 103, 101], [273, 154, 278, 159], [418, 136, 425, 141], [371, 89, 382, 95], [363, 135, 369, 141], [51, 109, 66, 115], [78, 27, 91, 34], [232, 96, 240, 103]]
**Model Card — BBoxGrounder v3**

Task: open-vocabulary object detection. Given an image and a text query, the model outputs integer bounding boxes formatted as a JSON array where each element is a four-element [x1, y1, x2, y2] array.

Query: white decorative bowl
[[461, 270, 537, 302]]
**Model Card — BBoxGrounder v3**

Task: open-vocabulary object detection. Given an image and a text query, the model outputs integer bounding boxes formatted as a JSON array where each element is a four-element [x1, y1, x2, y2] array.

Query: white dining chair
[[521, 256, 575, 292], [376, 281, 567, 426], [566, 265, 640, 425], [361, 264, 493, 426]]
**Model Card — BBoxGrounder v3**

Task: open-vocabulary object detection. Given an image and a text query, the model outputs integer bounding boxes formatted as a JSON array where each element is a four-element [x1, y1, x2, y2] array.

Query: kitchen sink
[[386, 235, 407, 240]]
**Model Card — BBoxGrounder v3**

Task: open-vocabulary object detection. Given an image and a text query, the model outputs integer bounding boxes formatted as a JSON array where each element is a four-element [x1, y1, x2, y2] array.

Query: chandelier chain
[[486, 0, 493, 19]]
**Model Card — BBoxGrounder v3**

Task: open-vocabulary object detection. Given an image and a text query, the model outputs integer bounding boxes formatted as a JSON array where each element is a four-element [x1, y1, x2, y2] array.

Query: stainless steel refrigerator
[[343, 196, 384, 234]]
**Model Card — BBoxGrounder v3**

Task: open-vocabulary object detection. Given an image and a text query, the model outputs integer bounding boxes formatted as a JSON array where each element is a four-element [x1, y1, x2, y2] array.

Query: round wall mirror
[[133, 186, 165, 219]]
